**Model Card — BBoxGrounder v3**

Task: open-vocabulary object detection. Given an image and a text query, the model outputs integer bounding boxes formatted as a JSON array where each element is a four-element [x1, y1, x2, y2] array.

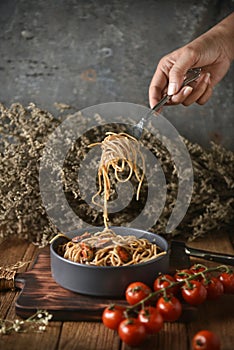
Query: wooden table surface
[[0, 232, 233, 350]]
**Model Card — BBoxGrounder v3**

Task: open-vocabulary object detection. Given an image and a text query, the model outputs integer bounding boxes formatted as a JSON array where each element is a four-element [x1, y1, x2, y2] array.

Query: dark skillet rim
[[50, 226, 169, 270]]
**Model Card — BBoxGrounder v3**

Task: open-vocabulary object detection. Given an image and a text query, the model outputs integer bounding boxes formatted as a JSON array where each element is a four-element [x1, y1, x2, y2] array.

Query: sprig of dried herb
[[0, 310, 52, 335]]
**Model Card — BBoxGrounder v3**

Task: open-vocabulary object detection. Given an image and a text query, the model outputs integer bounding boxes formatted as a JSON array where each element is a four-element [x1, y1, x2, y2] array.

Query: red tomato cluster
[[102, 264, 234, 347]]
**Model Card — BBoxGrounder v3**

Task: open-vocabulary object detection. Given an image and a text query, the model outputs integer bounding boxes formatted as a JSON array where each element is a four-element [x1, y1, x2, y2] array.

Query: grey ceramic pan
[[50, 226, 169, 297]]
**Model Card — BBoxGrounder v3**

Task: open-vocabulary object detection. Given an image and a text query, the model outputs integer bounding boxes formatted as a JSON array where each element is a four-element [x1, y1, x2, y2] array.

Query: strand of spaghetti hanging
[[88, 132, 146, 228]]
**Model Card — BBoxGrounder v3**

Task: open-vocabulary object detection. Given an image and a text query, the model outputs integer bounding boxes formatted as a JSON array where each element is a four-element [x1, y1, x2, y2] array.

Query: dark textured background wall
[[0, 0, 233, 149]]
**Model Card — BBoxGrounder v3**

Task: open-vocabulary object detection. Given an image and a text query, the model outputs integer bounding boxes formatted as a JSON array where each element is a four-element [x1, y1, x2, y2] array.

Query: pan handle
[[185, 246, 234, 266]]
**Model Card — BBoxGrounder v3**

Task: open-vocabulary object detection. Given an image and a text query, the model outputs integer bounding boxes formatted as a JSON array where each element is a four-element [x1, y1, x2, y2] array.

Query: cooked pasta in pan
[[58, 228, 166, 266]]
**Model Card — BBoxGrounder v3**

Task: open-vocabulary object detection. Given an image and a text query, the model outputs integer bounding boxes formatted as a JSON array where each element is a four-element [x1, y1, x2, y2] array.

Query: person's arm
[[149, 12, 234, 108]]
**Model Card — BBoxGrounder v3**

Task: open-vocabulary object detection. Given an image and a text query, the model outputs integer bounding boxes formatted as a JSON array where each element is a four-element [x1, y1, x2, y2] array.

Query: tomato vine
[[102, 263, 233, 347]]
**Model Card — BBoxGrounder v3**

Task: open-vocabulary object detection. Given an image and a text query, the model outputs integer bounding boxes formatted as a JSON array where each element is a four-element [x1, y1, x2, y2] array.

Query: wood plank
[[0, 321, 62, 350], [187, 231, 234, 267], [188, 231, 234, 254], [58, 322, 120, 350], [0, 237, 35, 268]]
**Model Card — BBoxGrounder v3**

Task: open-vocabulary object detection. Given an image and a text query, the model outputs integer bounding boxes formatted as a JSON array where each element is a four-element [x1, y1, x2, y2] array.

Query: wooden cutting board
[[15, 247, 194, 321]]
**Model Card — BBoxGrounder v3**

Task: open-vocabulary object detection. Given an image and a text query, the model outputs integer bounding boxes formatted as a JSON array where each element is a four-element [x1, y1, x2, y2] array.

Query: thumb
[[167, 56, 195, 96]]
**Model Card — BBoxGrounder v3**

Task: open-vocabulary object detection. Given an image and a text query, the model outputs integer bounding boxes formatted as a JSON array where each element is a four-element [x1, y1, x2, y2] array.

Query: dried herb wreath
[[0, 103, 233, 246]]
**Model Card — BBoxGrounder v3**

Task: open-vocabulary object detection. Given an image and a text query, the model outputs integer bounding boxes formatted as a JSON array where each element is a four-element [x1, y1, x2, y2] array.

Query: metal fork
[[131, 67, 201, 139]]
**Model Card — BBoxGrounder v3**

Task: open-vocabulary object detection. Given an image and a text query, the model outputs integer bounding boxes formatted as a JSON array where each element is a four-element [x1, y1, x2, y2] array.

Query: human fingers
[[196, 84, 213, 105], [149, 85, 163, 109], [181, 72, 211, 106], [167, 49, 198, 95], [149, 68, 202, 108], [165, 86, 194, 105], [168, 72, 207, 105], [149, 51, 195, 104], [149, 45, 202, 107], [149, 66, 169, 108]]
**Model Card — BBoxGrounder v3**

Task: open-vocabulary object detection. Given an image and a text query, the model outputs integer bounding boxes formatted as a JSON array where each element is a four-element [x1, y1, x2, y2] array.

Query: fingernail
[[204, 72, 211, 84], [168, 82, 178, 96], [183, 86, 193, 96]]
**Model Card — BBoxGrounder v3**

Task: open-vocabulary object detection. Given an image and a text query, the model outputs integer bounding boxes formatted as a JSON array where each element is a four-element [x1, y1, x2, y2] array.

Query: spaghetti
[[57, 132, 166, 267], [58, 228, 166, 266], [88, 132, 145, 227]]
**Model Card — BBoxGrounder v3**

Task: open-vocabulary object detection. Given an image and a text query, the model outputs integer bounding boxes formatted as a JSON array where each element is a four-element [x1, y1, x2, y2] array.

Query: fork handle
[[182, 67, 202, 86], [152, 94, 170, 112]]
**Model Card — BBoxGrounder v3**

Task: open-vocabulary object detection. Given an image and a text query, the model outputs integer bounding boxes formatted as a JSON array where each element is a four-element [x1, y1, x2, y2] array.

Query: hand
[[149, 13, 234, 109]]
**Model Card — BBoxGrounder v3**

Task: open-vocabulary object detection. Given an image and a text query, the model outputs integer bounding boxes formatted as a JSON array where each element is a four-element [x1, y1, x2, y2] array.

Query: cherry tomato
[[156, 295, 182, 322], [182, 280, 207, 306], [192, 330, 220, 350], [174, 269, 194, 283], [118, 318, 146, 346], [218, 272, 234, 294], [102, 304, 125, 330], [190, 264, 209, 281], [138, 306, 164, 334], [125, 282, 152, 305], [153, 274, 179, 296], [205, 277, 224, 300]]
